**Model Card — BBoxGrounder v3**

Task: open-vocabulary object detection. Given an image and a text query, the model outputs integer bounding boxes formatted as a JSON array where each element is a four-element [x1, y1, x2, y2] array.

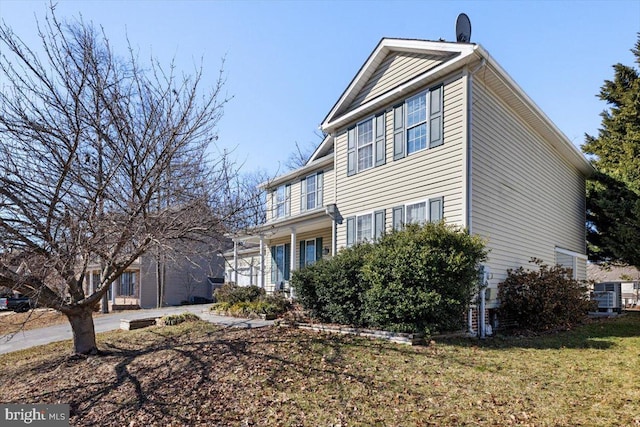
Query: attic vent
[[456, 13, 472, 43]]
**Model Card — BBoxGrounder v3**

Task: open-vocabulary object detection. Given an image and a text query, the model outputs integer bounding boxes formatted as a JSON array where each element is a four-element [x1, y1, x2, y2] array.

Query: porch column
[[259, 235, 265, 288], [233, 239, 238, 284], [290, 227, 297, 277]]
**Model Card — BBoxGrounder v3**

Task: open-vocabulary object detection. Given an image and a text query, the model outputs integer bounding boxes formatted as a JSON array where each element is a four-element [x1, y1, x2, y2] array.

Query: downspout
[[467, 57, 487, 338]]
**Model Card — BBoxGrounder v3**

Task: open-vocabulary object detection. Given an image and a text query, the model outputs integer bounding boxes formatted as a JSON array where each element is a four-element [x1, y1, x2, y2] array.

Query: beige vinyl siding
[[264, 227, 332, 293], [335, 75, 467, 248], [345, 52, 453, 114], [266, 166, 335, 222], [470, 78, 587, 286]]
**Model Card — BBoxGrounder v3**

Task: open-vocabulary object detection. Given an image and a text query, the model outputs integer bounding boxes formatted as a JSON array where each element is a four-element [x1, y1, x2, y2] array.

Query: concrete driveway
[[0, 304, 274, 354]]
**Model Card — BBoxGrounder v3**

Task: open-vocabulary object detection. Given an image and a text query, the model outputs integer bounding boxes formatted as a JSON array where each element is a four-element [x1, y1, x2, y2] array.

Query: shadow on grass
[[442, 311, 640, 351], [1, 322, 388, 426]]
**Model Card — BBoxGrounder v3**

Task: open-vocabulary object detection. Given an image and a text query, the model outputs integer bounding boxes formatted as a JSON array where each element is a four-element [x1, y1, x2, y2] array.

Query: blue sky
[[1, 0, 638, 175]]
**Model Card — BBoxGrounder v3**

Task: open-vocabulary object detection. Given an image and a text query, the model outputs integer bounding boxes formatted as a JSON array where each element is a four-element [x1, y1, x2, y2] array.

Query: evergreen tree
[[583, 34, 640, 268]]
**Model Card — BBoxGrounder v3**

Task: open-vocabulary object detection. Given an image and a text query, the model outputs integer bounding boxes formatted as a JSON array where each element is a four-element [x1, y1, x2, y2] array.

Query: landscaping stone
[[120, 317, 158, 331]]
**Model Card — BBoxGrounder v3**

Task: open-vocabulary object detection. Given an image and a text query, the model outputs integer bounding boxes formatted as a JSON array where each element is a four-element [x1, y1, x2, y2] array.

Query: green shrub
[[291, 222, 487, 334], [158, 312, 201, 326], [291, 242, 374, 326], [363, 223, 487, 334], [497, 258, 596, 332], [210, 292, 291, 318], [214, 283, 265, 304]]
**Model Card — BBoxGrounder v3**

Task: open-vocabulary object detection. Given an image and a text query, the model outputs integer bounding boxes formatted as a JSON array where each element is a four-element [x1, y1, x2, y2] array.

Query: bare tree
[[0, 8, 236, 354]]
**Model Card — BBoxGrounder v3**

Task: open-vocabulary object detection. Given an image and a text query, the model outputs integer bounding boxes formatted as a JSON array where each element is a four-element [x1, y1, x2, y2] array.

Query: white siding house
[[227, 37, 593, 333]]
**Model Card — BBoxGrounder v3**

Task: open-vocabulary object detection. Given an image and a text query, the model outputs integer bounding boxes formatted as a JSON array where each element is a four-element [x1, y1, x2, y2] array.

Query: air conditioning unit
[[593, 282, 622, 313]]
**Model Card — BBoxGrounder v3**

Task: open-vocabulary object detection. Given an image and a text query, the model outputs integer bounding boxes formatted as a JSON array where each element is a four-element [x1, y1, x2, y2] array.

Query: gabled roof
[[321, 38, 476, 132], [319, 37, 594, 176]]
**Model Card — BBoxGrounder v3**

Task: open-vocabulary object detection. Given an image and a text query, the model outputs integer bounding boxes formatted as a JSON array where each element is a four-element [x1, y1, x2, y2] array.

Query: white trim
[[322, 39, 475, 131], [405, 90, 429, 155], [402, 195, 445, 224], [555, 247, 588, 260]]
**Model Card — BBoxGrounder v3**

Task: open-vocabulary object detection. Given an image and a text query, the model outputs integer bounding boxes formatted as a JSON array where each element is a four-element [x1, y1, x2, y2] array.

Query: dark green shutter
[[299, 241, 306, 268], [392, 206, 405, 230], [375, 113, 386, 166], [374, 210, 385, 239], [284, 243, 291, 280], [429, 196, 444, 222], [393, 104, 405, 160], [347, 127, 356, 176], [429, 85, 443, 148], [346, 217, 356, 247], [316, 237, 323, 261], [270, 246, 277, 283]]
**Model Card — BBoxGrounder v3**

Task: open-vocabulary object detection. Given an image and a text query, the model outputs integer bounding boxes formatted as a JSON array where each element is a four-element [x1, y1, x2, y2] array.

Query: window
[[300, 237, 323, 267], [356, 214, 372, 243], [271, 243, 291, 284], [357, 118, 373, 171], [346, 211, 385, 247], [118, 271, 136, 296], [393, 196, 444, 230], [300, 172, 323, 212], [554, 247, 587, 280], [347, 113, 385, 176], [274, 184, 291, 219], [393, 84, 444, 160], [91, 272, 100, 293], [406, 93, 427, 154], [406, 201, 426, 224]]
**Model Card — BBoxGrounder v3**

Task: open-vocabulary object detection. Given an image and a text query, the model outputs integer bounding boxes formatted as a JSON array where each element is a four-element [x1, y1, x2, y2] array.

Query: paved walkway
[[0, 304, 274, 354]]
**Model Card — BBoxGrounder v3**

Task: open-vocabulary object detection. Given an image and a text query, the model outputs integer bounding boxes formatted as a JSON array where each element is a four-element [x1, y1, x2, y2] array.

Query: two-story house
[[227, 37, 593, 331]]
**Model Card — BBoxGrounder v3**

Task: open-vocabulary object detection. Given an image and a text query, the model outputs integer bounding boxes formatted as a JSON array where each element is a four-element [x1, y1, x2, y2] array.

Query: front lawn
[[1, 313, 639, 426]]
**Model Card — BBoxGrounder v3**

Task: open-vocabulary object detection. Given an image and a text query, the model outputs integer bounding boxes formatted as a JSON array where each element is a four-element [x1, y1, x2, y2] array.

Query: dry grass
[[1, 313, 639, 426], [0, 309, 68, 335]]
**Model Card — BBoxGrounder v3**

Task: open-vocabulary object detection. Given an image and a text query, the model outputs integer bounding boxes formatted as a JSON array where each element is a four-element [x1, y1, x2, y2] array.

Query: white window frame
[[406, 91, 428, 155], [403, 196, 444, 225], [118, 271, 137, 297], [356, 117, 374, 172], [274, 184, 290, 219], [356, 213, 373, 244], [274, 244, 286, 283], [554, 247, 588, 280], [304, 239, 316, 266], [300, 172, 323, 212]]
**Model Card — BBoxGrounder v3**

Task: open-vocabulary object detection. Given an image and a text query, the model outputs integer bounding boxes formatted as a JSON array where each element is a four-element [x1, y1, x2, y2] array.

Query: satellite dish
[[456, 13, 472, 43]]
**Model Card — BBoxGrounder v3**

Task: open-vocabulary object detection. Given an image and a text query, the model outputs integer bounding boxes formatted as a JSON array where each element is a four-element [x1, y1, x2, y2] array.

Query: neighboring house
[[227, 37, 594, 332], [85, 245, 224, 310], [587, 263, 640, 308]]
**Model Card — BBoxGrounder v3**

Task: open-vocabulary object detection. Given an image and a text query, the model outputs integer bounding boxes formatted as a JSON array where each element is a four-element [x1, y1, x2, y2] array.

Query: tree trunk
[[65, 307, 98, 355]]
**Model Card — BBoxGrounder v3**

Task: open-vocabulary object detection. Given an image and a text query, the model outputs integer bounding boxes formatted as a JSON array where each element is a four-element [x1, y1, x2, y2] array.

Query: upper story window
[[406, 94, 427, 154], [274, 184, 291, 219], [357, 119, 374, 171], [393, 84, 443, 160], [300, 171, 323, 212], [347, 113, 385, 176]]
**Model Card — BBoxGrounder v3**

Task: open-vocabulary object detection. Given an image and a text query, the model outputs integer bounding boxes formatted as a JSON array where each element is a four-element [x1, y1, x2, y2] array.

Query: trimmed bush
[[214, 283, 265, 304], [292, 242, 374, 326], [158, 312, 201, 326], [363, 223, 487, 333], [291, 222, 487, 334], [210, 289, 291, 318], [497, 258, 596, 332]]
